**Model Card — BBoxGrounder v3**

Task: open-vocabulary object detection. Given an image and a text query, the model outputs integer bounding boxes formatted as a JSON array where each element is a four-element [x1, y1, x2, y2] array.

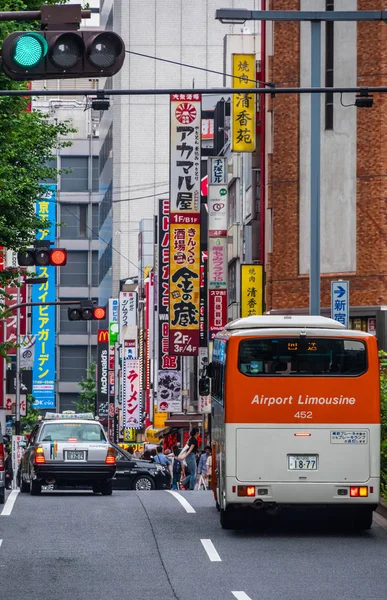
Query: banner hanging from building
[[232, 54, 256, 152], [158, 198, 180, 370], [209, 290, 228, 340], [208, 157, 228, 237], [122, 358, 142, 430], [240, 264, 263, 317], [170, 94, 201, 214], [119, 292, 137, 328], [157, 370, 182, 413], [32, 184, 57, 409], [208, 237, 228, 289], [169, 217, 200, 355], [97, 330, 109, 418]]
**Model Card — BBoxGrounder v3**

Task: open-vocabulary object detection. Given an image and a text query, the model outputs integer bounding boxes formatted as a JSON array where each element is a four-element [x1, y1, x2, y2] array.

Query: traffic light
[[2, 30, 125, 81], [68, 301, 106, 322], [18, 246, 67, 267]]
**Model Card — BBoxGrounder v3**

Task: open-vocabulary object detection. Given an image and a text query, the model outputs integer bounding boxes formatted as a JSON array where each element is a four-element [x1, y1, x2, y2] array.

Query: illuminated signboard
[[32, 184, 57, 409], [232, 54, 256, 152]]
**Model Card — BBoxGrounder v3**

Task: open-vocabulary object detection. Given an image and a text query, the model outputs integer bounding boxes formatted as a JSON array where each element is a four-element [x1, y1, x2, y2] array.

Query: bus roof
[[225, 315, 346, 331]]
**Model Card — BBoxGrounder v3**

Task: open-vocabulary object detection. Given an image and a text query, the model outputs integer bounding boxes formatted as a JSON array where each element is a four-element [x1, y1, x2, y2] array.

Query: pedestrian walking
[[197, 445, 211, 490], [153, 445, 170, 467], [180, 427, 200, 490], [171, 445, 182, 490], [4, 447, 13, 490]]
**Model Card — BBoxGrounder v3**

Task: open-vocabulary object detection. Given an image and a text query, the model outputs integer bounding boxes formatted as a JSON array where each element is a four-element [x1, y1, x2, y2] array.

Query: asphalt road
[[1, 488, 387, 600]]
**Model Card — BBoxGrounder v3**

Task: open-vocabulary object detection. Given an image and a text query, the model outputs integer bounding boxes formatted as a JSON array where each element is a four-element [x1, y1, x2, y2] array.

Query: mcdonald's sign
[[97, 329, 109, 418], [98, 330, 109, 343]]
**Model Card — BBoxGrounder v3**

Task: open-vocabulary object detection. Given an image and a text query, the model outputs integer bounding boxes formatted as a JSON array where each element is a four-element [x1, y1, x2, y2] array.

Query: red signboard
[[5, 279, 27, 354], [209, 289, 228, 340]]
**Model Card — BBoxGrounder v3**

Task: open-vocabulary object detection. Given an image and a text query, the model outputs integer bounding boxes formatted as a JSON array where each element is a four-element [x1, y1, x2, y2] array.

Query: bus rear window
[[238, 338, 367, 376]]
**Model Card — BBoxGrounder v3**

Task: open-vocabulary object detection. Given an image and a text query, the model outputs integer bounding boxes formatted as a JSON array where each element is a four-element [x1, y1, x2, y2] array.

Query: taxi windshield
[[40, 422, 107, 442]]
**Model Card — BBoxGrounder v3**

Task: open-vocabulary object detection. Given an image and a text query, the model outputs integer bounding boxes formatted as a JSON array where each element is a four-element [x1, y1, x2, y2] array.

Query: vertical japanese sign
[[158, 199, 180, 370], [209, 290, 228, 339], [169, 94, 201, 356], [240, 264, 263, 317], [199, 250, 208, 347], [97, 330, 109, 418], [169, 219, 200, 355], [331, 281, 349, 328], [232, 54, 256, 152], [198, 347, 211, 413], [122, 359, 141, 429], [208, 157, 228, 237], [119, 292, 137, 328], [208, 238, 228, 288], [32, 184, 57, 408], [108, 298, 119, 344]]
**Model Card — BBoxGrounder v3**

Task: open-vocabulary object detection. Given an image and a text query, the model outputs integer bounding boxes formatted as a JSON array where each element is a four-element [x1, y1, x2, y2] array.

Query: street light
[[215, 9, 250, 24]]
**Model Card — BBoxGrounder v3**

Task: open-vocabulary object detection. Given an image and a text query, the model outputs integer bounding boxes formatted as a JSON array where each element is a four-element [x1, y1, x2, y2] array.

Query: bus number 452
[[294, 411, 312, 419]]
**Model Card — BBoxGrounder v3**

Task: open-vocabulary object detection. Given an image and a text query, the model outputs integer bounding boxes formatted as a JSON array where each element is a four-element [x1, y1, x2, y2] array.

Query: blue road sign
[[331, 280, 349, 328]]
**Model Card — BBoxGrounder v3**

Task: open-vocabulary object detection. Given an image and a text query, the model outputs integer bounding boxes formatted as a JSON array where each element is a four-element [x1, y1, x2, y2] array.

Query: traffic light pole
[[0, 8, 91, 21], [4, 300, 95, 434]]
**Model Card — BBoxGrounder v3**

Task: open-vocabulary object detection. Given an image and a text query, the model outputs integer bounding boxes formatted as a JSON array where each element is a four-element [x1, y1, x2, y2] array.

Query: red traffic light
[[93, 307, 106, 320], [50, 249, 67, 266], [18, 247, 67, 267]]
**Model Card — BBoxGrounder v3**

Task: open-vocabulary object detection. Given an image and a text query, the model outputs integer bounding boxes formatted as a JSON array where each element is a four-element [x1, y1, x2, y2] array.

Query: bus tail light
[[350, 486, 368, 497], [34, 446, 46, 465], [238, 486, 256, 497], [105, 446, 116, 465]]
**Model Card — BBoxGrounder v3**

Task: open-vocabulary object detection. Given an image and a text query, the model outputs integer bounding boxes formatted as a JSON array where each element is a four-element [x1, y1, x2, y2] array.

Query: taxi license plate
[[65, 451, 85, 461], [288, 455, 317, 470]]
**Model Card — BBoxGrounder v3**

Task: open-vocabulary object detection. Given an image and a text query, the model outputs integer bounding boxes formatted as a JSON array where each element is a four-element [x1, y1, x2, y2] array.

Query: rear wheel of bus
[[351, 508, 373, 530]]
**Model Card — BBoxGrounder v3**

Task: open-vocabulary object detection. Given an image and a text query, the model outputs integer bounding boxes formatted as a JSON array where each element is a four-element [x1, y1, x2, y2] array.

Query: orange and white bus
[[209, 315, 380, 529]]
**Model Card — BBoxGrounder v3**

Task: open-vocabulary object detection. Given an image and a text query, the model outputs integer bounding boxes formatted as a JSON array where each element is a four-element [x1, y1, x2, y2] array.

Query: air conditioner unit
[[228, 223, 240, 262]]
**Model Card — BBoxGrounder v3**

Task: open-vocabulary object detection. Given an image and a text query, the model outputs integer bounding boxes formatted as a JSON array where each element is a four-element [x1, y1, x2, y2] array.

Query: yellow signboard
[[241, 264, 263, 317], [169, 218, 200, 355], [154, 404, 168, 430], [232, 54, 256, 152], [123, 428, 136, 442]]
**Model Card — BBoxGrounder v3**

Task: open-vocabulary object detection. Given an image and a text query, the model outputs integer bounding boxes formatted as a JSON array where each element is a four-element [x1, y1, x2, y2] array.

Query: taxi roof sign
[[44, 412, 95, 420]]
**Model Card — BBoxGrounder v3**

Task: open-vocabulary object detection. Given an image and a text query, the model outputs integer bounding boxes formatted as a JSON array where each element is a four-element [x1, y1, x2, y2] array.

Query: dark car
[[112, 444, 171, 491]]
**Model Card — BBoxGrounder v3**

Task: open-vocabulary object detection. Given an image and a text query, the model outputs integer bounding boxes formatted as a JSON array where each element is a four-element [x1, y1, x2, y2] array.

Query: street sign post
[[331, 280, 349, 328]]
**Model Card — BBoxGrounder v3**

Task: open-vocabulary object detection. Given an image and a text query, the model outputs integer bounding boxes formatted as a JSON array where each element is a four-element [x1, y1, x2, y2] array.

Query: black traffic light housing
[[68, 300, 106, 322], [2, 30, 125, 81], [18, 241, 67, 267]]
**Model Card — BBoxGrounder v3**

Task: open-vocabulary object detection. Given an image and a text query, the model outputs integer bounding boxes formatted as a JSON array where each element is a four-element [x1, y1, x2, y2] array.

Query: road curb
[[376, 498, 387, 520]]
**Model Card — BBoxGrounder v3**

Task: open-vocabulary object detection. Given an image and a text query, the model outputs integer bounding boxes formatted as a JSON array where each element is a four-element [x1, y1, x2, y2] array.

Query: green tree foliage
[[0, 1, 74, 353], [75, 361, 97, 414], [20, 394, 41, 433]]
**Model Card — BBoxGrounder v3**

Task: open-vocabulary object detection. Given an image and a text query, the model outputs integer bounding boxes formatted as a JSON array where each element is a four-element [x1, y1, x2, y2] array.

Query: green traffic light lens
[[12, 33, 48, 68]]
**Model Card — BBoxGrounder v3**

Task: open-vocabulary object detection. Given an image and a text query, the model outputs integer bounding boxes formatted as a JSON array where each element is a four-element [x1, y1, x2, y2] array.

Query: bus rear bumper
[[225, 477, 380, 508]]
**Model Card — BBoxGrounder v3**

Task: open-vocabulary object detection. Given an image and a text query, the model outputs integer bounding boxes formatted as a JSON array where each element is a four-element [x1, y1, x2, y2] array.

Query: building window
[[92, 157, 99, 191], [99, 124, 112, 174], [60, 346, 87, 382], [99, 184, 112, 227], [61, 156, 89, 192], [59, 303, 87, 333], [92, 204, 99, 239], [325, 0, 334, 130], [92, 251, 99, 287], [99, 243, 112, 285], [59, 393, 81, 413], [59, 251, 88, 287]]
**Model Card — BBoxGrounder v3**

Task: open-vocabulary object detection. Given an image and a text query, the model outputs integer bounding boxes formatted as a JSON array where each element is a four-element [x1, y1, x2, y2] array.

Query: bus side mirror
[[199, 378, 210, 396]]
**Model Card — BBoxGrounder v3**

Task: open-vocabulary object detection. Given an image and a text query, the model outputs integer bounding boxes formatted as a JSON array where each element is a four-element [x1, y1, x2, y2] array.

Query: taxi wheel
[[0, 487, 5, 505], [133, 475, 155, 491], [30, 479, 42, 496], [101, 481, 113, 496], [92, 483, 102, 494]]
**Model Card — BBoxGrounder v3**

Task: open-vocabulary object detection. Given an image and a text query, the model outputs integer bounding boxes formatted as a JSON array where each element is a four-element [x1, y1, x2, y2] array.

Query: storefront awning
[[164, 414, 203, 428]]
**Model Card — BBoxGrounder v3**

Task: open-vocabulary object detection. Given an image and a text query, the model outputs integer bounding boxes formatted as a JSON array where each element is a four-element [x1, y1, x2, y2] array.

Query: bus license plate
[[66, 451, 85, 461], [288, 455, 317, 470]]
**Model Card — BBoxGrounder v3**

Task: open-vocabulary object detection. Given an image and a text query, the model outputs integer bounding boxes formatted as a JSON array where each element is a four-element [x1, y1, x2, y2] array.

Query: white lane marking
[[374, 512, 387, 532], [166, 490, 196, 513], [1, 490, 19, 516], [201, 538, 222, 562], [0, 540, 2, 548], [232, 593, 252, 600]]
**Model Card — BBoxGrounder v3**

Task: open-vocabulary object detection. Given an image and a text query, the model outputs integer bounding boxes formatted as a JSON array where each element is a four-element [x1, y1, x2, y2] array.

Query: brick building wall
[[266, 0, 387, 312]]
